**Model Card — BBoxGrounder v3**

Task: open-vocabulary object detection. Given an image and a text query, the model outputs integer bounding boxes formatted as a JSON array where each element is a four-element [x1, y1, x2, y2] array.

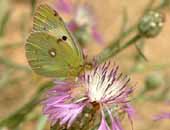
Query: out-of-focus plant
[[152, 74, 170, 121], [96, 8, 165, 64], [54, 0, 104, 47], [159, 0, 170, 9], [145, 73, 164, 91], [154, 112, 170, 120]]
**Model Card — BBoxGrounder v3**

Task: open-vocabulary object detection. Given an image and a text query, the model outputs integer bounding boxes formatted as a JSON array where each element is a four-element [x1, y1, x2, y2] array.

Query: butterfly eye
[[62, 35, 67, 41]]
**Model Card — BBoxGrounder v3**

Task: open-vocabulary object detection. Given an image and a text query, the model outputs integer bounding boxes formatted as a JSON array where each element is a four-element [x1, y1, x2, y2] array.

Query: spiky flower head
[[43, 62, 134, 130]]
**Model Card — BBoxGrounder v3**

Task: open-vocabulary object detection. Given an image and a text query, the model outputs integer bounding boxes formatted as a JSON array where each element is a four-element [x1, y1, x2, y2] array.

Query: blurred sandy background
[[0, 0, 170, 130]]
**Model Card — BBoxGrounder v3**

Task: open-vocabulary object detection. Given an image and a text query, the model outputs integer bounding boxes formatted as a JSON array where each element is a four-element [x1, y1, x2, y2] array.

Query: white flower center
[[84, 64, 129, 103]]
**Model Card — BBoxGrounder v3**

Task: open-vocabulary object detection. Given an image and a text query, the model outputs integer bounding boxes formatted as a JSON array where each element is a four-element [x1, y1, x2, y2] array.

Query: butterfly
[[25, 4, 85, 79]]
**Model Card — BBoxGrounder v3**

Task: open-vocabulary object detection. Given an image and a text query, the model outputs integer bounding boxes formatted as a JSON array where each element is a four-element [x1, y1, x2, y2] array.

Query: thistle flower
[[54, 0, 103, 44], [43, 62, 134, 129]]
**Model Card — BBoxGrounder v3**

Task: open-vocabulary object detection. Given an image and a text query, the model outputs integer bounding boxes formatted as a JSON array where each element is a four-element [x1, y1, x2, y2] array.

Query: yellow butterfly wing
[[25, 4, 84, 78]]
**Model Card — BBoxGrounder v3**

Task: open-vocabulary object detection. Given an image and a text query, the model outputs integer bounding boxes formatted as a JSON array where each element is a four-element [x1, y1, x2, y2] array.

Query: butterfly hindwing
[[26, 32, 83, 78]]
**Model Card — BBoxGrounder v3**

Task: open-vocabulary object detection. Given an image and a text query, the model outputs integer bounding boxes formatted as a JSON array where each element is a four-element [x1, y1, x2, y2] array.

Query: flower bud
[[145, 73, 164, 91], [138, 10, 165, 38]]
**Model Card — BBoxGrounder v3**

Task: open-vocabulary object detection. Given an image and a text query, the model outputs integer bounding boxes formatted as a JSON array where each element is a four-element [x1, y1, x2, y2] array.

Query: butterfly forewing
[[33, 4, 82, 57], [26, 32, 83, 78]]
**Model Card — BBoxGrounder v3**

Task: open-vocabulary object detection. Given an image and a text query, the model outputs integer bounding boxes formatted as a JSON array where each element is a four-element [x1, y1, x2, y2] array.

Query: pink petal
[[111, 117, 124, 130], [91, 26, 104, 44], [107, 108, 123, 130], [124, 103, 136, 118], [67, 20, 79, 32], [98, 116, 111, 130], [55, 0, 73, 14], [153, 112, 170, 120]]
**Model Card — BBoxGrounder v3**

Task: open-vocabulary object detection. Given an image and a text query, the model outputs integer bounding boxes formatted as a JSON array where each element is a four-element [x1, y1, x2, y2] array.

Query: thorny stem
[[94, 0, 163, 64]]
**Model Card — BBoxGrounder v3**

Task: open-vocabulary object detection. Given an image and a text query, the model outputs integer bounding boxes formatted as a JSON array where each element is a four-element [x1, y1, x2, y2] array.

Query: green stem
[[95, 34, 142, 64], [0, 10, 11, 37], [0, 57, 30, 72], [0, 43, 22, 50]]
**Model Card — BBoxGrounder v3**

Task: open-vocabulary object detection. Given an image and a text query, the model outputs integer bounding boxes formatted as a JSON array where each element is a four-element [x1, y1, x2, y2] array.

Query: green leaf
[[0, 0, 10, 37], [30, 0, 37, 15]]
